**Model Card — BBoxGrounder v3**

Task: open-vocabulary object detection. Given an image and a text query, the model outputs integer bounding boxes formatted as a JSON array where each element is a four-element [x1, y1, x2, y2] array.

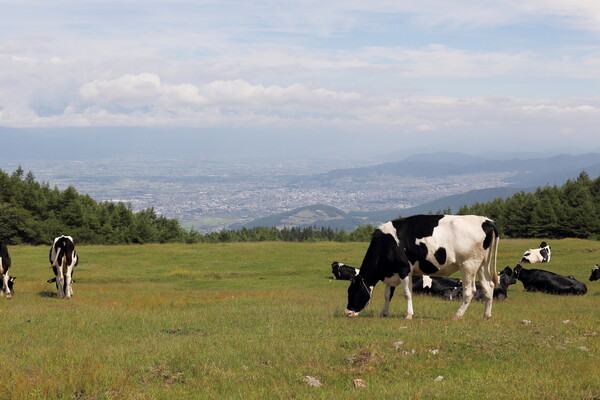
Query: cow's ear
[[9, 276, 15, 282]]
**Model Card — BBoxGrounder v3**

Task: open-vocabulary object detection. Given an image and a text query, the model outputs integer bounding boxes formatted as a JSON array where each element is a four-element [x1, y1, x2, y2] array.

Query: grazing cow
[[452, 266, 517, 301], [411, 274, 462, 299], [520, 242, 551, 263], [49, 236, 79, 299], [331, 261, 359, 280], [0, 243, 15, 299], [590, 265, 600, 282], [513, 264, 587, 295], [1, 276, 16, 298], [344, 214, 499, 320]]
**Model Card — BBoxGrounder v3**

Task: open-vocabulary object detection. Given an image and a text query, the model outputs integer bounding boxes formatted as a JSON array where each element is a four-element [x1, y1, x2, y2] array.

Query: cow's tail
[[490, 233, 499, 287]]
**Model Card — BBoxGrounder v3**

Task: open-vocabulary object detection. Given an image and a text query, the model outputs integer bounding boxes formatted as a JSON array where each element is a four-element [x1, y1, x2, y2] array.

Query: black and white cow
[[331, 262, 359, 280], [1, 276, 16, 298], [0, 243, 15, 299], [451, 266, 517, 302], [49, 236, 79, 299], [520, 242, 551, 263], [513, 264, 587, 295], [411, 274, 462, 299], [344, 215, 499, 320], [590, 265, 599, 282]]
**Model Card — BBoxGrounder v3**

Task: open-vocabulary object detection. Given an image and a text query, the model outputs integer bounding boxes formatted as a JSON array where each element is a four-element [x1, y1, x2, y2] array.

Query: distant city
[[0, 156, 509, 232], [4, 150, 599, 232]]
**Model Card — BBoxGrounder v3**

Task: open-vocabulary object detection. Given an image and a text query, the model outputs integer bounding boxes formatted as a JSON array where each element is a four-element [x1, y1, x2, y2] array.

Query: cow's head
[[331, 261, 341, 275], [590, 265, 600, 282], [499, 266, 517, 287], [344, 275, 373, 317], [2, 275, 15, 298], [442, 286, 461, 300]]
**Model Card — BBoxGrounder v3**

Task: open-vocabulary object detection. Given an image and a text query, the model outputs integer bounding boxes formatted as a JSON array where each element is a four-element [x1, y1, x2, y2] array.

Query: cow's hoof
[[379, 313, 388, 318], [405, 314, 413, 320]]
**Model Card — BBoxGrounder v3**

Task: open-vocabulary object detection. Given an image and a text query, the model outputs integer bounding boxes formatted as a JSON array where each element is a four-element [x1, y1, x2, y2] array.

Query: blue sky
[[1, 0, 599, 156]]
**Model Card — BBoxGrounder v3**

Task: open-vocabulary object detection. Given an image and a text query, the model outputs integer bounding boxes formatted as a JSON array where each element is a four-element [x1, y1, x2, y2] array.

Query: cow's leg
[[454, 267, 478, 319], [65, 265, 73, 299], [380, 285, 396, 317], [55, 265, 65, 299], [2, 274, 11, 299], [402, 276, 414, 319], [477, 264, 494, 319]]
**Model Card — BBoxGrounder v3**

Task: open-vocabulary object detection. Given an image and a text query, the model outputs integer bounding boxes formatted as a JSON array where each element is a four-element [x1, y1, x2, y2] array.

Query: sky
[[1, 0, 600, 157]]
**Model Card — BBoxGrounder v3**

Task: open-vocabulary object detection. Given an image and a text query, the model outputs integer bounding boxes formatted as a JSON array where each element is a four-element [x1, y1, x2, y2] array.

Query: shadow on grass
[[37, 291, 58, 298]]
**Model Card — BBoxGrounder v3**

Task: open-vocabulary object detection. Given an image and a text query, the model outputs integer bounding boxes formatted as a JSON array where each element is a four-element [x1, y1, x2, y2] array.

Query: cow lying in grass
[[450, 266, 517, 301], [520, 242, 551, 263], [411, 275, 462, 300], [514, 264, 587, 295]]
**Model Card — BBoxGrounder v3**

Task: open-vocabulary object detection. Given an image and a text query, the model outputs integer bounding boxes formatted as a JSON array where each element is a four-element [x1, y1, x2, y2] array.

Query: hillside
[[230, 204, 365, 230], [238, 152, 600, 231], [317, 152, 600, 187], [236, 186, 524, 230]]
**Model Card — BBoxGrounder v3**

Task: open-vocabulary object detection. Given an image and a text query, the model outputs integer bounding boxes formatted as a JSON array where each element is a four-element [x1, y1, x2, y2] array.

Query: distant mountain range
[[235, 152, 600, 231], [317, 152, 600, 186]]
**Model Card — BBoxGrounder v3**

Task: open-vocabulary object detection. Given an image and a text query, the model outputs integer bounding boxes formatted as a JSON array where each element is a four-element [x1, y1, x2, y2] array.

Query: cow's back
[[409, 215, 495, 275], [519, 268, 587, 295]]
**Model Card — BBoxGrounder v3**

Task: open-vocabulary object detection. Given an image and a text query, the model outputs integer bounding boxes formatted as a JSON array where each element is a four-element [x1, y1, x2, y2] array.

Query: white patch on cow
[[378, 221, 400, 245], [412, 215, 488, 276], [354, 268, 360, 276], [422, 275, 432, 289], [0, 257, 3, 274]]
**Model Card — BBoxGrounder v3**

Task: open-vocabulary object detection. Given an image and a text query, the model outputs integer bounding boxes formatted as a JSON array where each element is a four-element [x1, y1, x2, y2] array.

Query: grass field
[[1, 239, 599, 399]]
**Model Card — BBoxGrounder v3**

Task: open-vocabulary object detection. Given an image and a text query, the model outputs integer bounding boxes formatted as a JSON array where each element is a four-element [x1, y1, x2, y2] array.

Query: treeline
[[195, 224, 376, 243], [0, 167, 191, 245], [458, 171, 600, 239], [2, 166, 599, 245], [0, 167, 375, 245]]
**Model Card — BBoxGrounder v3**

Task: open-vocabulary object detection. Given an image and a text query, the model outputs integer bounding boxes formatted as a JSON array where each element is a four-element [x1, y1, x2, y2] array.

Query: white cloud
[[76, 74, 360, 111], [1, 0, 600, 154], [80, 73, 162, 106]]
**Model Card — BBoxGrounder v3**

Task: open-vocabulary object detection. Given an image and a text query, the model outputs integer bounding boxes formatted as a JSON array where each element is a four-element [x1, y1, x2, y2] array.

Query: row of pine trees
[[1, 167, 599, 245], [457, 171, 600, 240]]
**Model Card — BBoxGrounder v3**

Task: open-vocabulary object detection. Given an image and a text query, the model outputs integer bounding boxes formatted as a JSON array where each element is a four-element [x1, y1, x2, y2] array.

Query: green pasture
[[1, 239, 599, 399]]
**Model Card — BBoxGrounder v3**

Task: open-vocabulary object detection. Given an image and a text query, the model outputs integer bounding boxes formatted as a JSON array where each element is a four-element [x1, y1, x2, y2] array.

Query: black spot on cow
[[482, 220, 498, 250], [434, 247, 447, 265], [404, 241, 439, 274], [393, 215, 444, 240]]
